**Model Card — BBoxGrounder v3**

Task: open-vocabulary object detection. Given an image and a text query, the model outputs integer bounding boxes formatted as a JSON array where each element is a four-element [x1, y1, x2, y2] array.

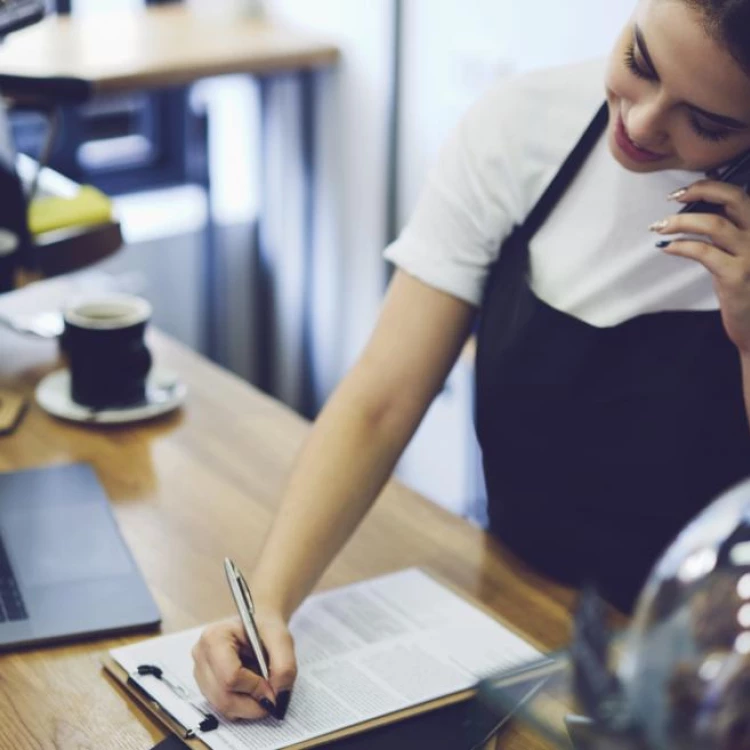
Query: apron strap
[[520, 102, 609, 240], [479, 103, 609, 334]]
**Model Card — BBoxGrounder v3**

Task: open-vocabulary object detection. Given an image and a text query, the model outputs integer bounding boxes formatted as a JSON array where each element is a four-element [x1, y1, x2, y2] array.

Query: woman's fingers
[[193, 655, 271, 720], [192, 618, 278, 719], [650, 211, 744, 256], [670, 179, 750, 230], [658, 238, 735, 279], [259, 618, 298, 719], [192, 612, 301, 722], [649, 180, 750, 289]]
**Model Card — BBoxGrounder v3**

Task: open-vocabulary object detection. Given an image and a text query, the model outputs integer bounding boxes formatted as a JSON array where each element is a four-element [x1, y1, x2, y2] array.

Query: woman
[[192, 0, 750, 721]]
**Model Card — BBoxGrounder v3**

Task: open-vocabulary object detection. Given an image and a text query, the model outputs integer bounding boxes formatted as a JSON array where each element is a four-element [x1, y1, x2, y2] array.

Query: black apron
[[475, 103, 750, 613]]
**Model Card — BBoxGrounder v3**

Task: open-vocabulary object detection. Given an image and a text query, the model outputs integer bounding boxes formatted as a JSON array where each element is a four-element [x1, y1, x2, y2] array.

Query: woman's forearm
[[248, 272, 476, 621], [248, 360, 428, 620]]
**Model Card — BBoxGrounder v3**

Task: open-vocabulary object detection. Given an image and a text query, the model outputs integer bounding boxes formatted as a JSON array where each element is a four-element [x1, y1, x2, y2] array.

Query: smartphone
[[680, 149, 750, 215]]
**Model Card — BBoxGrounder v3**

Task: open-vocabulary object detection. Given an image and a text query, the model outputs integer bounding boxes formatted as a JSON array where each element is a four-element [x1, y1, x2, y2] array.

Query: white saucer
[[35, 367, 187, 424]]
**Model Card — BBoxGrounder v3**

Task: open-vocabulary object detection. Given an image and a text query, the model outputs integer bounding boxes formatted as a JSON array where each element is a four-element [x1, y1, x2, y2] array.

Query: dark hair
[[685, 0, 750, 76]]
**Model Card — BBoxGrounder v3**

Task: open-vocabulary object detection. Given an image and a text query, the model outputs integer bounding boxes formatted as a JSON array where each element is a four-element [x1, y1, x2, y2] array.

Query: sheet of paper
[[110, 568, 541, 750]]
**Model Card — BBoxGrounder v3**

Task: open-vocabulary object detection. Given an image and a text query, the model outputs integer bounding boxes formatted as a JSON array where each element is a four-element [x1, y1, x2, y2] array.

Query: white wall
[[398, 0, 635, 223], [265, 0, 396, 402]]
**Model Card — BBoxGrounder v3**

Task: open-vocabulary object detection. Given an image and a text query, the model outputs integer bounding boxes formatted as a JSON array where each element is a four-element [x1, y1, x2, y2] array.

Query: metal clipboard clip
[[128, 663, 220, 739]]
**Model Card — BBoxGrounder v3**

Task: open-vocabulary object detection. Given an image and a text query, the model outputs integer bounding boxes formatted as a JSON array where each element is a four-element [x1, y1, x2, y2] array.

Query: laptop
[[0, 463, 160, 649]]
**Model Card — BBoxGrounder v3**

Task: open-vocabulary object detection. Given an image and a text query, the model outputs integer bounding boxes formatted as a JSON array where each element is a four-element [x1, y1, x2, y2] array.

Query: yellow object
[[28, 186, 113, 236]]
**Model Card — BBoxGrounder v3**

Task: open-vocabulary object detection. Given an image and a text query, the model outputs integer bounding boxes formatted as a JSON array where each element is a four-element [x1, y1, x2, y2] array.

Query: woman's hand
[[192, 608, 297, 721], [650, 179, 750, 353]]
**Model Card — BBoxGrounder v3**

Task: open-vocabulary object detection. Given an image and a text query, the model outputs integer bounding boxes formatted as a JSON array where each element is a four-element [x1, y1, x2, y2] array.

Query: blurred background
[[7, 0, 634, 524]]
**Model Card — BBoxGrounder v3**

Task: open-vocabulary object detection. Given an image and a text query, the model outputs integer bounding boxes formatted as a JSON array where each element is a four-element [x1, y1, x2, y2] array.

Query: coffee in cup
[[61, 294, 153, 409]]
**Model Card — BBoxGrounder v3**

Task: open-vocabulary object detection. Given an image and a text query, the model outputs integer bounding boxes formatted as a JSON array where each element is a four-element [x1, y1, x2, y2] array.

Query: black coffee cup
[[61, 294, 153, 409]]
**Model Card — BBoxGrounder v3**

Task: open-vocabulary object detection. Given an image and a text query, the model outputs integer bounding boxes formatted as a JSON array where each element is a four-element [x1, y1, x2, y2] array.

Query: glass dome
[[479, 476, 750, 750], [618, 476, 750, 750]]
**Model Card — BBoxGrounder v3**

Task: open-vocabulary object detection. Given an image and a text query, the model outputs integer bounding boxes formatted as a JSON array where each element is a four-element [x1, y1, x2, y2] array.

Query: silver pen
[[223, 557, 270, 681]]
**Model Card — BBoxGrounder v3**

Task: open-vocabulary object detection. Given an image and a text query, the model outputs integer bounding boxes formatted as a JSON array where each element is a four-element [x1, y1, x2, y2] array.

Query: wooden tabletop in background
[[0, 5, 340, 94], [0, 295, 574, 749]]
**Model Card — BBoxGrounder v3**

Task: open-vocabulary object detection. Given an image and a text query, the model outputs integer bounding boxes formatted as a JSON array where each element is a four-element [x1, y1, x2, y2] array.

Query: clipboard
[[103, 655, 477, 750], [102, 569, 547, 750]]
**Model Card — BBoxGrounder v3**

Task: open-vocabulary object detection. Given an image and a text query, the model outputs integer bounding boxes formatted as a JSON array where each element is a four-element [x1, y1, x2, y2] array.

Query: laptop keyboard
[[0, 536, 28, 622]]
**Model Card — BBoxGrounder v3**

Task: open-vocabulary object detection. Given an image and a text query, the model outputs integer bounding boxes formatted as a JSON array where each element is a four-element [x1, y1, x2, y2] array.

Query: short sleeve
[[384, 80, 526, 307]]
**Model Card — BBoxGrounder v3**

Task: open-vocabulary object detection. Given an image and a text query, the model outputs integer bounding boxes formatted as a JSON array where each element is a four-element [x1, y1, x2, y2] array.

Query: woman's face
[[605, 0, 750, 173]]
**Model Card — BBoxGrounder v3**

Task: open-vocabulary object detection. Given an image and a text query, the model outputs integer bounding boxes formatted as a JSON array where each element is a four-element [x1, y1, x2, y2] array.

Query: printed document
[[110, 568, 540, 750]]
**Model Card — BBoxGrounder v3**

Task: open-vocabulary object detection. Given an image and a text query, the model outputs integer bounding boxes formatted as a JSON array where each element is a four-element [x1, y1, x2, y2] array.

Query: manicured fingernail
[[668, 187, 688, 200], [259, 697, 277, 715], [656, 240, 672, 248], [649, 219, 669, 232], [276, 690, 291, 720]]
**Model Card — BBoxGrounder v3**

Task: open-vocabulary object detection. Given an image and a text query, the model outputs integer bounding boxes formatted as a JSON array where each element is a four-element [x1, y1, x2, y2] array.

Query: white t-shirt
[[384, 58, 719, 327]]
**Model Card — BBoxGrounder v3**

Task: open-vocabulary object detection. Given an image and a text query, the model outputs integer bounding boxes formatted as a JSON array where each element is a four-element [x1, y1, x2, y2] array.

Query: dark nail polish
[[656, 240, 672, 248], [276, 690, 291, 720], [259, 697, 277, 715]]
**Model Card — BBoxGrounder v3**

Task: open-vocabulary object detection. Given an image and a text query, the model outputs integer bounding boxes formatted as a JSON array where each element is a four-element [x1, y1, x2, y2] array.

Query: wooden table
[[0, 5, 339, 97], [0, 317, 575, 749]]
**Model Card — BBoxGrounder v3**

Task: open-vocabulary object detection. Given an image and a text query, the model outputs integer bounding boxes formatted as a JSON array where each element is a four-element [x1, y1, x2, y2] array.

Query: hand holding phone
[[652, 147, 750, 355], [679, 150, 750, 216]]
